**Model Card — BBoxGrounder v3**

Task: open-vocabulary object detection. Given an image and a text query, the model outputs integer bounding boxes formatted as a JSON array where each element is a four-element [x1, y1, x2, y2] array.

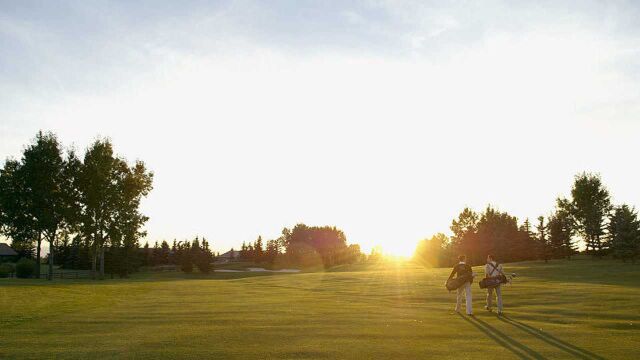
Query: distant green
[[1, 258, 638, 359]]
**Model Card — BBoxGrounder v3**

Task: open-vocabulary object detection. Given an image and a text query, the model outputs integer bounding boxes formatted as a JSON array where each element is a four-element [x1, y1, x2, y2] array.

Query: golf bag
[[479, 275, 507, 289], [446, 274, 473, 291], [479, 262, 510, 289]]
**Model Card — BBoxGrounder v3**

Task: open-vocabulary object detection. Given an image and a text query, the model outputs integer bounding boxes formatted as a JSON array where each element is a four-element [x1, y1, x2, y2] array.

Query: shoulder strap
[[489, 262, 505, 277]]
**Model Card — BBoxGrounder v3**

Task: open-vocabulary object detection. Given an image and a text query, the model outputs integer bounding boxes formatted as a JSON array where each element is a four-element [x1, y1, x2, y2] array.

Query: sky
[[1, 1, 639, 256]]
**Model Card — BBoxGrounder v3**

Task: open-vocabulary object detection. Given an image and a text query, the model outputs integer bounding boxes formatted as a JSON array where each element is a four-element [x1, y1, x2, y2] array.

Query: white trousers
[[487, 285, 503, 311], [455, 282, 472, 314]]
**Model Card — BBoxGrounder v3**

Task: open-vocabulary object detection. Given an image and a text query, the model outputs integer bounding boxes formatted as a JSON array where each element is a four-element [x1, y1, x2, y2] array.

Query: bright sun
[[377, 241, 415, 258]]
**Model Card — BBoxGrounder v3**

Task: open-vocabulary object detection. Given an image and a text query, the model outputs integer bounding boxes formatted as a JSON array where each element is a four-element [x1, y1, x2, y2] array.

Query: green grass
[[1, 258, 639, 359]]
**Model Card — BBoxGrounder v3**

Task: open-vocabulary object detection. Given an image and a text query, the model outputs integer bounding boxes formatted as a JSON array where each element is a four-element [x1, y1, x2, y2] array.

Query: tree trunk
[[99, 246, 105, 279], [48, 232, 56, 281], [36, 231, 42, 279], [91, 244, 97, 280]]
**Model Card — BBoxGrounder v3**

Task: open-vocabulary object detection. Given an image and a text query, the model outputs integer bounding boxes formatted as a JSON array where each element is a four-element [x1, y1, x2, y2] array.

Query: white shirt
[[485, 261, 503, 277]]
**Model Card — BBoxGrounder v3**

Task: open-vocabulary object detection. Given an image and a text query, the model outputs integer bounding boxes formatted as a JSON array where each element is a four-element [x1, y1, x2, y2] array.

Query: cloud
[[1, 0, 640, 252]]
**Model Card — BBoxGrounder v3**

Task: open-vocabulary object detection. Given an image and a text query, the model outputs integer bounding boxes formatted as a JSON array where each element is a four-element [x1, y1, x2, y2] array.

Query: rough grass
[[1, 258, 639, 359]]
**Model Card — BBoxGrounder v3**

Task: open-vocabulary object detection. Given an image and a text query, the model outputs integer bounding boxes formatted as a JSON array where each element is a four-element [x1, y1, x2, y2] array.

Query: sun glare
[[378, 241, 416, 258]]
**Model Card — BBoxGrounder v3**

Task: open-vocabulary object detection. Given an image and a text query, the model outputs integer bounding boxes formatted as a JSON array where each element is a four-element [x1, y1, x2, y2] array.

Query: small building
[[0, 243, 18, 262], [216, 249, 242, 263]]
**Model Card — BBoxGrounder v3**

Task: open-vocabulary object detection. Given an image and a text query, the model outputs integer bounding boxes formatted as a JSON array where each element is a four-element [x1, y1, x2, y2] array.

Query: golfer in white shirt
[[484, 255, 504, 314]]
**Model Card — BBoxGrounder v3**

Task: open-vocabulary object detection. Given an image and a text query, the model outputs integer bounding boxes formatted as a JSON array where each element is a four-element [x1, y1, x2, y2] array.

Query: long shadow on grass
[[498, 315, 606, 360], [458, 314, 546, 360]]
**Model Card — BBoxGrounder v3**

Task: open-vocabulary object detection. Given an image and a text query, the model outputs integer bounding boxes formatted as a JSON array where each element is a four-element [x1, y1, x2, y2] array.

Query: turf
[[1, 258, 639, 359]]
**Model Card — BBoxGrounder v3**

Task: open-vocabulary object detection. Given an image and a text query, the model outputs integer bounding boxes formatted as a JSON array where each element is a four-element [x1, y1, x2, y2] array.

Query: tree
[[343, 244, 364, 264], [253, 236, 264, 263], [561, 173, 611, 255], [608, 205, 640, 263], [141, 242, 151, 267], [77, 139, 117, 278], [1, 132, 152, 279], [281, 224, 349, 268], [0, 159, 37, 259], [448, 206, 538, 265], [170, 240, 178, 264], [450, 207, 478, 252], [187, 236, 212, 273], [475, 206, 521, 264], [547, 208, 575, 259], [264, 240, 281, 264], [536, 216, 550, 263], [159, 241, 170, 265], [181, 250, 193, 273], [515, 218, 537, 261], [450, 207, 481, 264], [413, 233, 450, 267], [239, 242, 248, 260], [246, 243, 254, 262], [13, 132, 68, 279], [76, 139, 152, 279], [58, 149, 83, 267], [177, 240, 193, 273], [106, 157, 153, 276]]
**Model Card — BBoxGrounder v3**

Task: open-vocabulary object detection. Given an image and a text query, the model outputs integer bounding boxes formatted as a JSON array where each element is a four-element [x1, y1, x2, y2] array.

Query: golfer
[[484, 255, 504, 315], [448, 255, 473, 315]]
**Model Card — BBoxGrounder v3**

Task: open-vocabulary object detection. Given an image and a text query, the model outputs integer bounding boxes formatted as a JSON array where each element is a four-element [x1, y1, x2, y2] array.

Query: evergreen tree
[[536, 216, 550, 263], [516, 218, 537, 262], [608, 205, 640, 263], [152, 242, 161, 266], [548, 208, 575, 259], [254, 235, 264, 263], [142, 242, 151, 267], [247, 244, 254, 262], [160, 240, 170, 265], [170, 240, 178, 264], [181, 249, 193, 273], [265, 240, 280, 264], [560, 173, 611, 255], [240, 242, 247, 260]]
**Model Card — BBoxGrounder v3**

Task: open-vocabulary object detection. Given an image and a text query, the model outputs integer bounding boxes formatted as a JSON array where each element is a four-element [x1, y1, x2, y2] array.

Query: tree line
[[237, 224, 364, 268], [415, 173, 640, 267], [0, 133, 363, 276], [137, 237, 214, 273], [0, 131, 153, 279]]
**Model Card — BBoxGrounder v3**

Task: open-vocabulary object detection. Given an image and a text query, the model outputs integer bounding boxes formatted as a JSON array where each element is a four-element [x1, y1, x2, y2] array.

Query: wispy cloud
[[1, 1, 640, 251]]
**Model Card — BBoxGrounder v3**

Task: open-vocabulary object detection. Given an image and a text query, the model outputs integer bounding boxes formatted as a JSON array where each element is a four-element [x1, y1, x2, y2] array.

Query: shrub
[[0, 263, 15, 278], [15, 258, 36, 278]]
